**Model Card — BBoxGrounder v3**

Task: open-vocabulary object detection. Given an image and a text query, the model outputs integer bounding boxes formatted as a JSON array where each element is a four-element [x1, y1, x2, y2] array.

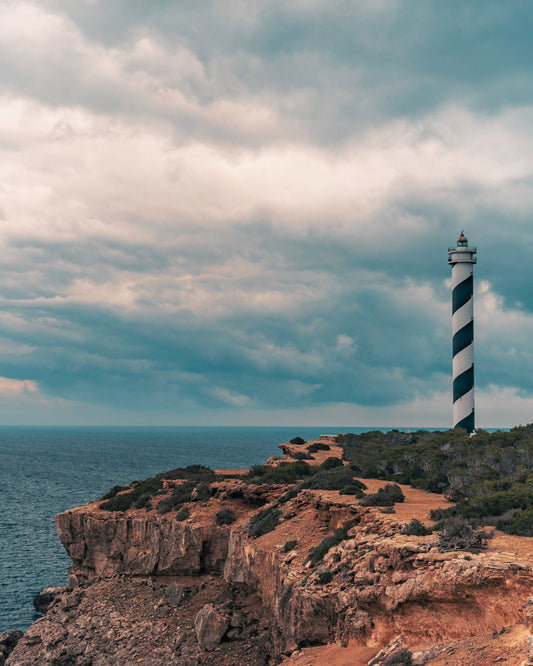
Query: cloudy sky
[[0, 0, 532, 427]]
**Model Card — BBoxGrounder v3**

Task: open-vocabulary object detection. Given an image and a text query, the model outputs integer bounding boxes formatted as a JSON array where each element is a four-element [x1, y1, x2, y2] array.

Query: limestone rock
[[0, 630, 23, 663], [194, 604, 229, 651], [33, 586, 66, 614]]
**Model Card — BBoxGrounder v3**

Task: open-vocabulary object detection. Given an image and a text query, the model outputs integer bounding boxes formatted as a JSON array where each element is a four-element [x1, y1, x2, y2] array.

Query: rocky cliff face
[[56, 510, 230, 586], [7, 442, 533, 665]]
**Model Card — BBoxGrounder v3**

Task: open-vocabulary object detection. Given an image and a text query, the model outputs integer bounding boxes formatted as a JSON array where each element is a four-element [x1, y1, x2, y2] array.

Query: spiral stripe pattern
[[449, 240, 476, 432]]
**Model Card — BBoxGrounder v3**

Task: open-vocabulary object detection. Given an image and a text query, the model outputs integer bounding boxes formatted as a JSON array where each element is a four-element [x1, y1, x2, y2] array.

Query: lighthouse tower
[[448, 232, 477, 432]]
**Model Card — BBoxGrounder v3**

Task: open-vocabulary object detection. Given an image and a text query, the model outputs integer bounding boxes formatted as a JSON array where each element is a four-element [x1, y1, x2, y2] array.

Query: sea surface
[[0, 424, 424, 633]]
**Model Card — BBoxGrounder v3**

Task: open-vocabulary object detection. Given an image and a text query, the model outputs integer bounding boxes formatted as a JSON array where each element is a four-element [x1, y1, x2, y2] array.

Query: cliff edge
[[6, 436, 533, 665]]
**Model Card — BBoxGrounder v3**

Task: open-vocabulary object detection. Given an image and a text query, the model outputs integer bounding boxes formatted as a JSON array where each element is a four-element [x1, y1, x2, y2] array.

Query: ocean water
[[1, 425, 373, 633]]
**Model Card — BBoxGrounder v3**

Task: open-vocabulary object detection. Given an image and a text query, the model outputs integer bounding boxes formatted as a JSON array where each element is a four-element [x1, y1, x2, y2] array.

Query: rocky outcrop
[[33, 587, 66, 614], [55, 510, 230, 585], [8, 460, 533, 665], [0, 631, 23, 665]]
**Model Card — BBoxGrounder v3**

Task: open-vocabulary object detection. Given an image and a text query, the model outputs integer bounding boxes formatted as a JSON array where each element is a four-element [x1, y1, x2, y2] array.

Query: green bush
[[215, 508, 236, 526], [360, 484, 404, 507], [402, 519, 433, 536], [100, 485, 127, 501], [303, 467, 366, 492], [100, 476, 164, 512], [248, 507, 281, 538], [317, 571, 333, 585], [383, 649, 413, 666], [290, 437, 306, 445], [282, 539, 297, 553], [306, 522, 353, 567], [291, 450, 314, 461], [496, 509, 533, 536], [308, 442, 331, 453], [276, 485, 302, 505], [159, 465, 216, 483], [339, 484, 365, 497], [157, 481, 195, 514], [175, 507, 190, 521], [244, 461, 314, 484], [193, 482, 212, 502], [321, 457, 343, 470], [436, 517, 489, 552]]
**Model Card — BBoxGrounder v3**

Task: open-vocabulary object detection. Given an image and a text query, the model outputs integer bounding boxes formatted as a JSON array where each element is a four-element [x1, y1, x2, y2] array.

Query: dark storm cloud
[[0, 0, 532, 424]]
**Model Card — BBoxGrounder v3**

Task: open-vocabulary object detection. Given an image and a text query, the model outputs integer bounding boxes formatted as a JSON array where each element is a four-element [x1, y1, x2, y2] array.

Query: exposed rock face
[[55, 510, 230, 585], [33, 586, 66, 614], [8, 448, 533, 665], [0, 631, 23, 665]]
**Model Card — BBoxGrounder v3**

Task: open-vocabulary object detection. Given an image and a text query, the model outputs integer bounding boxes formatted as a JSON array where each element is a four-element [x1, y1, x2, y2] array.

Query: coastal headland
[[4, 432, 533, 665]]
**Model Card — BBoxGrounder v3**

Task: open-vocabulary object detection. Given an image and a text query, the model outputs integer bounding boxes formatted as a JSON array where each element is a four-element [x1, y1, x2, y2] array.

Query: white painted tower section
[[448, 232, 477, 432]]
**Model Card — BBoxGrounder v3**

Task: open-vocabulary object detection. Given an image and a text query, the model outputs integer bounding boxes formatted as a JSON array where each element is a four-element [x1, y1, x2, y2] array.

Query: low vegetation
[[402, 518, 433, 536], [248, 507, 281, 538], [282, 539, 297, 553], [340, 425, 533, 536], [308, 442, 331, 453], [215, 508, 236, 526], [99, 465, 216, 513], [360, 483, 404, 507], [306, 521, 354, 567]]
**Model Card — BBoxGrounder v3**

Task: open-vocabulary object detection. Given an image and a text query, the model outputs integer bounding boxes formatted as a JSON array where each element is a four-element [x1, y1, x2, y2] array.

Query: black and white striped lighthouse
[[448, 232, 477, 432]]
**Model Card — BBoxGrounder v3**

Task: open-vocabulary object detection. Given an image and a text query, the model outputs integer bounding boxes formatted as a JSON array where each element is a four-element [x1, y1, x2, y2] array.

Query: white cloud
[[210, 387, 251, 407], [0, 376, 38, 394]]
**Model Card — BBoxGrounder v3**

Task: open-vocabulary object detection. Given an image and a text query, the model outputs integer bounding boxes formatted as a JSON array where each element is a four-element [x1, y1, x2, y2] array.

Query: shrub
[[402, 519, 433, 536], [282, 540, 297, 553], [339, 484, 365, 497], [303, 467, 366, 492], [134, 493, 153, 510], [437, 517, 489, 552], [306, 522, 354, 566], [244, 461, 314, 484], [380, 507, 395, 514], [193, 482, 212, 502], [360, 484, 405, 507], [290, 437, 306, 445], [277, 485, 302, 505], [292, 450, 314, 461], [157, 481, 195, 514], [175, 507, 190, 521], [317, 571, 333, 585], [308, 442, 331, 453], [216, 508, 236, 526], [383, 649, 413, 665], [100, 485, 127, 501], [321, 457, 343, 470], [496, 509, 533, 536], [100, 476, 164, 512], [159, 465, 216, 483], [248, 507, 281, 538]]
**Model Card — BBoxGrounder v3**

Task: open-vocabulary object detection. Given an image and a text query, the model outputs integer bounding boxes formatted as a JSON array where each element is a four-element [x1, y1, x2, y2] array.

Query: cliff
[[6, 437, 533, 665]]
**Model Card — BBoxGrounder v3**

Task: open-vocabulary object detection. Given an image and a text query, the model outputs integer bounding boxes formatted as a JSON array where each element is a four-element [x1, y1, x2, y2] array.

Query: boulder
[[194, 604, 229, 651], [0, 630, 24, 662]]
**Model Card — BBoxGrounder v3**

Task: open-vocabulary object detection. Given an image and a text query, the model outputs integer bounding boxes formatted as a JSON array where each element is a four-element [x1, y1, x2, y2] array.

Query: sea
[[0, 424, 425, 633]]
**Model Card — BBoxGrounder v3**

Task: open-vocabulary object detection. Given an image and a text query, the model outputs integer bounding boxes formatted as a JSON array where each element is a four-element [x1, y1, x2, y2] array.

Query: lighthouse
[[448, 232, 477, 432]]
